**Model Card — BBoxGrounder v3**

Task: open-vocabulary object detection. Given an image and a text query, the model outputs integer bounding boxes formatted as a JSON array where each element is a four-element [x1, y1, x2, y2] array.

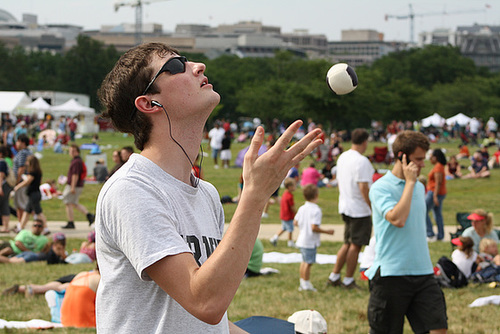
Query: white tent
[[50, 98, 94, 117], [51, 99, 97, 133], [445, 113, 472, 127], [0, 91, 31, 114], [17, 97, 52, 117], [421, 113, 445, 127]]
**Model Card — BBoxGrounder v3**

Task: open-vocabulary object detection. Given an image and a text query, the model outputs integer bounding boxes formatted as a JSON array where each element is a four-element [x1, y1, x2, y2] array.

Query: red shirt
[[280, 190, 295, 220]]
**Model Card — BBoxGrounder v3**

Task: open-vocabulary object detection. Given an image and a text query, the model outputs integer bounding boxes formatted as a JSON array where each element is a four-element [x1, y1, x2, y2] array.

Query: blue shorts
[[281, 220, 294, 232], [299, 247, 317, 264], [15, 251, 46, 262], [211, 148, 221, 158]]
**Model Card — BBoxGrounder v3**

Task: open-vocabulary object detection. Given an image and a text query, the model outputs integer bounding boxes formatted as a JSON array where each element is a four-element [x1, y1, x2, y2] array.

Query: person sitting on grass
[[294, 184, 334, 292], [463, 152, 490, 179], [0, 219, 49, 263], [46, 232, 68, 265], [60, 266, 100, 328], [451, 236, 477, 279]]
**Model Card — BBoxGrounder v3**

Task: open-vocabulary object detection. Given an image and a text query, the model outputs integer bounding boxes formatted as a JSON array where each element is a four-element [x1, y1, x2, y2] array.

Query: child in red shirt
[[270, 178, 296, 247]]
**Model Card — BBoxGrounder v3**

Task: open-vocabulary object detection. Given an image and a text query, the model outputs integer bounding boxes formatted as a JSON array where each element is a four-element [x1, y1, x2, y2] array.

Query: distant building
[[328, 29, 407, 67], [418, 24, 500, 72], [0, 9, 81, 52]]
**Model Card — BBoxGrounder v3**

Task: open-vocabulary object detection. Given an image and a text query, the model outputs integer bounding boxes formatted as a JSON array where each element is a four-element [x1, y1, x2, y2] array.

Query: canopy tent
[[50, 98, 94, 117], [16, 97, 52, 116], [50, 99, 97, 133], [0, 91, 31, 114], [421, 113, 445, 127], [446, 113, 472, 127]]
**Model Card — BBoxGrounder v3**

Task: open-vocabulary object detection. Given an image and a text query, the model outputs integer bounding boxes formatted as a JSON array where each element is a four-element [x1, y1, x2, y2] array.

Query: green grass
[[1, 133, 500, 333]]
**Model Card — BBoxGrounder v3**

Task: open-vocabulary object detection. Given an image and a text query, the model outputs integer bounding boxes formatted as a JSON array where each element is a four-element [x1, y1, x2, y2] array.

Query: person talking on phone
[[365, 131, 448, 334]]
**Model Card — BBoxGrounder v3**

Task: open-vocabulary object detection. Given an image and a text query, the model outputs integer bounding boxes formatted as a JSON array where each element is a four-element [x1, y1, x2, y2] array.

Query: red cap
[[451, 237, 463, 246], [468, 213, 486, 221]]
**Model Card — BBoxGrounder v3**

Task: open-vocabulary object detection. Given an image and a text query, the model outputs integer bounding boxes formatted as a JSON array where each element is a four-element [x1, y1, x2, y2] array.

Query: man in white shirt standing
[[326, 128, 374, 289], [208, 121, 225, 168]]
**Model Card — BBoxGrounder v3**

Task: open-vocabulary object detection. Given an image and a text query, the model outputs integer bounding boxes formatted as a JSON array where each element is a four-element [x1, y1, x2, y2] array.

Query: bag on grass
[[434, 256, 468, 288]]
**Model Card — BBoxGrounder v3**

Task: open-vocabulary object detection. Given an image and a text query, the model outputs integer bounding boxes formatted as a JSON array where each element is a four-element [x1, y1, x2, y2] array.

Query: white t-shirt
[[451, 249, 477, 278], [295, 201, 322, 248], [208, 127, 225, 150], [95, 154, 229, 333], [337, 149, 374, 217]]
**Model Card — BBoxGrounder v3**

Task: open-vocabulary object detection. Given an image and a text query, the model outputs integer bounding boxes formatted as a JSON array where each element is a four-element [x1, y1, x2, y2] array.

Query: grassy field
[[1, 130, 499, 333]]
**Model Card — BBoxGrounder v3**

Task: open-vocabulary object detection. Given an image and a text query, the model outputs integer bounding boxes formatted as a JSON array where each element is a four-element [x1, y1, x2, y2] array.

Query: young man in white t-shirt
[[327, 128, 374, 289], [96, 43, 322, 333]]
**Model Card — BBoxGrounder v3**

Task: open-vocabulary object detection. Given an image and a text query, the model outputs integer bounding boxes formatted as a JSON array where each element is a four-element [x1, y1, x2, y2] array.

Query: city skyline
[[1, 0, 498, 43]]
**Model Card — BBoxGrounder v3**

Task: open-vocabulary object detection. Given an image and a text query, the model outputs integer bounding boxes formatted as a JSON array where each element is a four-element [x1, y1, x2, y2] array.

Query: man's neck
[[392, 161, 405, 180]]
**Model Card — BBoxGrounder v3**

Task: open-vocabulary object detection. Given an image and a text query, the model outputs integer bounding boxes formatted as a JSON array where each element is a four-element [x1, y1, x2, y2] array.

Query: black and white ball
[[326, 63, 358, 95]]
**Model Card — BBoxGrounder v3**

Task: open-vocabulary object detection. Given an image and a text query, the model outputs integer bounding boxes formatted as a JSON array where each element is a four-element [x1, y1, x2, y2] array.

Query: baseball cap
[[288, 310, 327, 334], [53, 232, 66, 242], [451, 237, 462, 246], [467, 213, 486, 221]]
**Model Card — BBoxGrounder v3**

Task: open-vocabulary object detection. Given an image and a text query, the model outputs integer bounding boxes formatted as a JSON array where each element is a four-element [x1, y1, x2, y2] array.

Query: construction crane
[[114, 0, 170, 45], [385, 3, 489, 44]]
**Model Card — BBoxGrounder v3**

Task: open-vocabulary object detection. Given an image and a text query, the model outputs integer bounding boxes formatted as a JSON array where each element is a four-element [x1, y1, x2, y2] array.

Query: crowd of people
[[1, 41, 499, 332]]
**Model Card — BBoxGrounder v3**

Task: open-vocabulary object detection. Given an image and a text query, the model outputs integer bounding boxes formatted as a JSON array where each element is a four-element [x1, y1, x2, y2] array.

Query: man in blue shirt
[[366, 130, 447, 334]]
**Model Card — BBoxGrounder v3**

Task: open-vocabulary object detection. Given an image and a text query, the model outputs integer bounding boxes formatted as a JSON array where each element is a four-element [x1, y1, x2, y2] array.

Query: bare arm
[[433, 172, 443, 206], [311, 224, 334, 235], [16, 166, 26, 184], [70, 174, 79, 193], [15, 241, 29, 252], [145, 121, 323, 324], [358, 182, 370, 208], [14, 174, 34, 192], [385, 155, 418, 228], [229, 321, 249, 334]]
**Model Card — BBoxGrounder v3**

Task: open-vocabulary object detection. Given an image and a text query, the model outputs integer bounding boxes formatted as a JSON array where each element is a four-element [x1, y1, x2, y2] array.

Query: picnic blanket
[[0, 319, 63, 329]]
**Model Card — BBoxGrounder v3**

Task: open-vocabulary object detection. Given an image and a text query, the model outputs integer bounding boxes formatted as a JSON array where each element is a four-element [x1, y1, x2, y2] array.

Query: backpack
[[0, 159, 16, 187], [434, 256, 468, 288], [80, 161, 87, 181]]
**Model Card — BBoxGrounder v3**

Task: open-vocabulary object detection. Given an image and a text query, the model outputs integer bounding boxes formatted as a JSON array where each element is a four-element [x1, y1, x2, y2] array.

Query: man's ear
[[135, 96, 161, 114]]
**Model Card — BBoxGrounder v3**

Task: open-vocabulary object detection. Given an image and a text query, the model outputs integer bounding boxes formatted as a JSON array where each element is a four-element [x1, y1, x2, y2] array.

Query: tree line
[[1, 35, 499, 131]]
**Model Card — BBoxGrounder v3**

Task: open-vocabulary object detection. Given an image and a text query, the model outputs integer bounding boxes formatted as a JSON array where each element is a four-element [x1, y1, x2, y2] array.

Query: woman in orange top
[[60, 268, 100, 328], [426, 149, 447, 241]]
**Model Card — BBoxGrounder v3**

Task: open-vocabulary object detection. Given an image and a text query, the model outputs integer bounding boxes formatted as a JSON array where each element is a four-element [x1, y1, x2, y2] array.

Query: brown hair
[[303, 184, 319, 201], [458, 236, 474, 258], [351, 128, 369, 145], [283, 177, 296, 189], [98, 43, 179, 151], [392, 130, 430, 158]]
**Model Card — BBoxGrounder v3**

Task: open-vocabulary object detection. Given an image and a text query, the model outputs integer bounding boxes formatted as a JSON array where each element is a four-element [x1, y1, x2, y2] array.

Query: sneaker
[[62, 222, 75, 229], [325, 278, 342, 288], [287, 240, 295, 248], [269, 236, 278, 246], [427, 236, 437, 242], [341, 281, 362, 290], [43, 228, 51, 236], [2, 284, 19, 296], [298, 284, 317, 292], [86, 213, 95, 226]]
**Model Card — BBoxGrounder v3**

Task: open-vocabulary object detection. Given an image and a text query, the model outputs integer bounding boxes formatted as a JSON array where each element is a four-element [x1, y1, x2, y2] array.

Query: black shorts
[[342, 214, 372, 246], [367, 269, 448, 334], [25, 191, 42, 214], [55, 274, 76, 284]]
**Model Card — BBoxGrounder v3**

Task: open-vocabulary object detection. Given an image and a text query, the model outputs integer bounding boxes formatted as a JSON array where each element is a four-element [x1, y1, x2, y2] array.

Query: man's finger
[[244, 126, 265, 163], [271, 120, 303, 151]]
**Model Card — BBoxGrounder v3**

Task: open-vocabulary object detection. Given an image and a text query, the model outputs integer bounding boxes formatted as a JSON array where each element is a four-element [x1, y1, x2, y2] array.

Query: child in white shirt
[[294, 184, 334, 291]]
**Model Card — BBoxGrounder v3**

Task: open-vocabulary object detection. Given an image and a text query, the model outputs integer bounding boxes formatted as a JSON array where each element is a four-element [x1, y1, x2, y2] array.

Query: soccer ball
[[326, 63, 358, 95]]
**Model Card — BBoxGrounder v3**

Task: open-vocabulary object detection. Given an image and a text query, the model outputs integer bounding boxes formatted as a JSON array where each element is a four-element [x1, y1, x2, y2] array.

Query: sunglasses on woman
[[142, 56, 188, 95]]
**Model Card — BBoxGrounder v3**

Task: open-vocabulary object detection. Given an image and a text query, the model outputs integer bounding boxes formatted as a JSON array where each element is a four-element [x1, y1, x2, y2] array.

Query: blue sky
[[2, 0, 498, 42]]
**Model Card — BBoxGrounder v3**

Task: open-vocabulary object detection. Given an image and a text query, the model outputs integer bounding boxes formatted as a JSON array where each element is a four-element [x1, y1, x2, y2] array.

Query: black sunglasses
[[33, 224, 43, 228], [142, 56, 188, 95]]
